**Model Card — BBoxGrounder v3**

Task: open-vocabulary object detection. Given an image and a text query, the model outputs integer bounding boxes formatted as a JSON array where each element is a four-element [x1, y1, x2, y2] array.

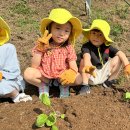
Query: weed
[[127, 49, 130, 52], [117, 74, 127, 86], [17, 18, 39, 31], [111, 24, 123, 36], [10, 0, 34, 15], [115, 5, 129, 19]]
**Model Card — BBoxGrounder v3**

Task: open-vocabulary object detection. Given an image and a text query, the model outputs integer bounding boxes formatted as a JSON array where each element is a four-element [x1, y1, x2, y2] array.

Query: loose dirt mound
[[0, 0, 130, 130]]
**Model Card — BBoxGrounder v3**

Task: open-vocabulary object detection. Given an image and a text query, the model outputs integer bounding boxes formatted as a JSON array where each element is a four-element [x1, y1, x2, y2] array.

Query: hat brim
[[0, 17, 10, 45], [40, 17, 82, 38], [0, 30, 9, 45], [83, 28, 113, 43]]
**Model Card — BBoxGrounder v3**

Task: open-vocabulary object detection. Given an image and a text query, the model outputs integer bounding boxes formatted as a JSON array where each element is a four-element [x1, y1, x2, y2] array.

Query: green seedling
[[124, 92, 130, 101], [35, 113, 48, 127], [45, 113, 56, 126], [35, 93, 65, 130], [51, 125, 58, 130]]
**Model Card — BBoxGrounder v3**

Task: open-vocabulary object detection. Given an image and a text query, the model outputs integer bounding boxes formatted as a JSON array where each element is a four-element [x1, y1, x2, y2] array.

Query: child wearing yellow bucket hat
[[24, 8, 83, 98], [0, 17, 32, 102], [79, 19, 130, 94]]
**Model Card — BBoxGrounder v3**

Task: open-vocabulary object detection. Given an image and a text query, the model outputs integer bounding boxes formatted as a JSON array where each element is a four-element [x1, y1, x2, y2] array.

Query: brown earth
[[0, 0, 130, 130]]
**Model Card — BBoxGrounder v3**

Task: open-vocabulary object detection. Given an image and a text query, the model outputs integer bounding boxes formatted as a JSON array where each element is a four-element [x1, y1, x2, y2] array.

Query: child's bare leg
[[78, 59, 91, 94], [24, 67, 50, 97], [74, 73, 83, 85], [82, 73, 90, 84], [79, 59, 90, 85], [24, 67, 49, 87], [109, 56, 122, 80]]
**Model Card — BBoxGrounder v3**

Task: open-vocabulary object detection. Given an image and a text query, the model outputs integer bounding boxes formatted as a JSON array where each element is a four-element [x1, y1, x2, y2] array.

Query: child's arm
[[31, 30, 52, 68], [83, 53, 92, 66], [116, 51, 129, 66], [31, 53, 42, 68], [82, 53, 96, 77], [69, 60, 78, 72]]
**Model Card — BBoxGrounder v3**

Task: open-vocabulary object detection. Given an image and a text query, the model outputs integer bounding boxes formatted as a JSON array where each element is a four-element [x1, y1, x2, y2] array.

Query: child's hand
[[82, 65, 96, 78], [124, 64, 130, 78], [59, 69, 77, 85], [0, 72, 2, 81], [36, 30, 52, 52]]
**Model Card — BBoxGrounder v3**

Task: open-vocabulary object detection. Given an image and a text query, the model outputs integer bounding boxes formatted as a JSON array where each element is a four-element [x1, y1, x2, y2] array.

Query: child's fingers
[[38, 37, 44, 43], [46, 33, 52, 41], [43, 30, 49, 38], [90, 66, 96, 71], [92, 72, 96, 78]]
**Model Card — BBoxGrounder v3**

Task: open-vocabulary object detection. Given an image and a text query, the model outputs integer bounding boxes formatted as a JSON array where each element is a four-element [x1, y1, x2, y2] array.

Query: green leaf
[[51, 125, 59, 130], [40, 93, 51, 106], [46, 114, 56, 126], [124, 92, 130, 99], [35, 114, 48, 127], [60, 114, 65, 119]]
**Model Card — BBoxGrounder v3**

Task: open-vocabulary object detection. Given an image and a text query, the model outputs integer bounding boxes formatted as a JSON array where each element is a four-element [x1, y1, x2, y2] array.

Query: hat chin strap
[[105, 41, 111, 46]]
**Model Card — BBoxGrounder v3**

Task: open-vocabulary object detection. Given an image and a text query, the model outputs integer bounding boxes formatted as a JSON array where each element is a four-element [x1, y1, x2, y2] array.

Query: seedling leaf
[[40, 93, 51, 106], [46, 114, 56, 126], [124, 92, 130, 99], [51, 125, 59, 130], [35, 114, 48, 127], [60, 114, 65, 119]]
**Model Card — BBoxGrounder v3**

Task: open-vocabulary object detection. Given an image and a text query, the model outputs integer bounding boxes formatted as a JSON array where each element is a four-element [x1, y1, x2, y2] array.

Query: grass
[[17, 18, 39, 31], [9, 0, 39, 32], [111, 24, 123, 36], [115, 4, 129, 19], [10, 0, 37, 15]]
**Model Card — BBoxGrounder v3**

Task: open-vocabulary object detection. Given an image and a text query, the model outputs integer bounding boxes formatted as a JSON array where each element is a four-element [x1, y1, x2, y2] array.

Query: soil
[[0, 0, 130, 130]]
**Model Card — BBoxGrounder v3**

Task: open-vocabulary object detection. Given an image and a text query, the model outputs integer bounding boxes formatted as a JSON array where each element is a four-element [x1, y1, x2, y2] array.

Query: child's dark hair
[[91, 29, 101, 32]]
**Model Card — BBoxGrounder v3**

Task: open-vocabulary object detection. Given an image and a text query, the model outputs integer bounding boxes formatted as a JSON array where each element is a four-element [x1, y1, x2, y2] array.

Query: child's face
[[89, 30, 106, 47], [50, 22, 72, 45]]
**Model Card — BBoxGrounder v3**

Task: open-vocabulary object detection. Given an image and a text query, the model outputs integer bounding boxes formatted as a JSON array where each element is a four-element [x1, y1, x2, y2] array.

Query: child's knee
[[111, 56, 121, 67], [24, 67, 34, 81], [75, 73, 82, 85]]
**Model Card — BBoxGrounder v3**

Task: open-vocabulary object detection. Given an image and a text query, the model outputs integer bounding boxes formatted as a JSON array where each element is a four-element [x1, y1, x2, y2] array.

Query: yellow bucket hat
[[83, 19, 113, 45], [0, 17, 10, 46], [40, 8, 82, 45]]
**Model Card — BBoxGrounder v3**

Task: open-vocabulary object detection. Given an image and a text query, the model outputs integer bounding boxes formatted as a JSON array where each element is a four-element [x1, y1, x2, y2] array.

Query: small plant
[[123, 92, 130, 102], [35, 94, 65, 130]]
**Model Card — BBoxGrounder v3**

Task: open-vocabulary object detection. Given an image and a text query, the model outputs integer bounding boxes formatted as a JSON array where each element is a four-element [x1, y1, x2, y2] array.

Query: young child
[[79, 19, 130, 94], [0, 17, 32, 102], [24, 8, 82, 98]]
